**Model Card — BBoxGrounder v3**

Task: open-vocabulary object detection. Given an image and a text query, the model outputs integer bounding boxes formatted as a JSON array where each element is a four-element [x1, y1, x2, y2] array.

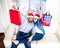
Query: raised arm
[[21, 13, 27, 18]]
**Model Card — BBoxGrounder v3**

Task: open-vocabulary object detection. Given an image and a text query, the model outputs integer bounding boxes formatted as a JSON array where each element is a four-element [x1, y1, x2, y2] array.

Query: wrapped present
[[9, 9, 21, 26], [41, 14, 52, 26]]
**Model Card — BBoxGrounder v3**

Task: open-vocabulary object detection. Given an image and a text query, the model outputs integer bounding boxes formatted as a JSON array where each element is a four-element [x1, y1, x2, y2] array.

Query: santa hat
[[34, 14, 40, 19], [27, 13, 34, 18]]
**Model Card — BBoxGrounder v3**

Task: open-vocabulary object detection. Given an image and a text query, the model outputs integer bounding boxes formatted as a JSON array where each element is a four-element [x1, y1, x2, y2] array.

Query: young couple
[[11, 12, 45, 48]]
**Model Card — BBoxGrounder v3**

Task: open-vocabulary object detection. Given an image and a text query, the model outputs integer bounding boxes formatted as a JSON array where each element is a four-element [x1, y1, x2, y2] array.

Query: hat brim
[[34, 16, 39, 19], [27, 16, 33, 18]]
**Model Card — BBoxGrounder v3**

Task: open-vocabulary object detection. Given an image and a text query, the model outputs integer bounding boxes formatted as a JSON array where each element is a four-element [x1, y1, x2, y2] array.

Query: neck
[[28, 20, 32, 23]]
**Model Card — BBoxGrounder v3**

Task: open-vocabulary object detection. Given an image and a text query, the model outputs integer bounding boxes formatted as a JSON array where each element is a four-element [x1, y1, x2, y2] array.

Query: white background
[[0, 0, 60, 33]]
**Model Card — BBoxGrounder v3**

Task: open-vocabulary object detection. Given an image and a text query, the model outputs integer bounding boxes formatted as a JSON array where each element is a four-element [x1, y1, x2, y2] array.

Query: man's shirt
[[19, 14, 35, 33]]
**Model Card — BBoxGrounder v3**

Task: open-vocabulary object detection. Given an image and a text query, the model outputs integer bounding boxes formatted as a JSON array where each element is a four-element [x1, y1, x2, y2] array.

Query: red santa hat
[[27, 13, 34, 18], [34, 14, 40, 19]]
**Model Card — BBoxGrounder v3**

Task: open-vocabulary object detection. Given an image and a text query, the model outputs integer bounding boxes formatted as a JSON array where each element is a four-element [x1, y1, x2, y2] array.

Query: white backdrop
[[0, 0, 10, 33], [0, 2, 5, 32], [44, 0, 59, 34], [0, 0, 59, 33]]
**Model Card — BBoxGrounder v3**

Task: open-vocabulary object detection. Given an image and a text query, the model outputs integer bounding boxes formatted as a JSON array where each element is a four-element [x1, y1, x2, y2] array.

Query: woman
[[32, 13, 45, 41]]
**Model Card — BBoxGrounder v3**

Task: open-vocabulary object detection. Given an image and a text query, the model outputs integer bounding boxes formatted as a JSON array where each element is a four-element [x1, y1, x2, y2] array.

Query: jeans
[[11, 31, 44, 48]]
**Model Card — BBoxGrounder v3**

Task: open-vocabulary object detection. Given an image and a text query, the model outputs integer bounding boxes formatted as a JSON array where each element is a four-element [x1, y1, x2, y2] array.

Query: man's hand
[[12, 35, 16, 40], [12, 39, 19, 45], [11, 35, 19, 45]]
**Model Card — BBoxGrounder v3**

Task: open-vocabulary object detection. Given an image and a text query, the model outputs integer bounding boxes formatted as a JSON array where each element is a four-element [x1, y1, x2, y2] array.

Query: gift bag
[[9, 9, 21, 26], [41, 14, 52, 26]]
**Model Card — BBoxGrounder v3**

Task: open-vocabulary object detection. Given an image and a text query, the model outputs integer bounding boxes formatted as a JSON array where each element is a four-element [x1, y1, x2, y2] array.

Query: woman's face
[[33, 18, 38, 23]]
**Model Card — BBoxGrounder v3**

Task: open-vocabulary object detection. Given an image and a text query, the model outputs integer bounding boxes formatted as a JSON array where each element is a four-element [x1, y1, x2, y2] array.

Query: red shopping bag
[[41, 14, 52, 26], [9, 9, 21, 26]]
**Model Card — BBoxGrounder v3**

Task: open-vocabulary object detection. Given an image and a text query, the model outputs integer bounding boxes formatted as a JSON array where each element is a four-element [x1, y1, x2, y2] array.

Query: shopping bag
[[41, 14, 52, 26], [9, 9, 21, 26]]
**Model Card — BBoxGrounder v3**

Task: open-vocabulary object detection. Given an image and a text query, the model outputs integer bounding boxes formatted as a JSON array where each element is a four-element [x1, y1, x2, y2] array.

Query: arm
[[28, 27, 36, 42], [28, 33, 35, 42], [21, 13, 27, 18], [11, 25, 19, 40], [36, 19, 45, 34], [21, 13, 28, 24]]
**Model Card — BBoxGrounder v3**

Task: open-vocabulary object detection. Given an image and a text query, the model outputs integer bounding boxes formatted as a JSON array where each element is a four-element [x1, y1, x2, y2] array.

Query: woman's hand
[[28, 36, 32, 42], [28, 33, 35, 42]]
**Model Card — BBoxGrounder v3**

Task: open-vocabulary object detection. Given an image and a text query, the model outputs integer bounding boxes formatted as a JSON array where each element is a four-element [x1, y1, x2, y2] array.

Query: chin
[[34, 21, 37, 23], [33, 22, 37, 23]]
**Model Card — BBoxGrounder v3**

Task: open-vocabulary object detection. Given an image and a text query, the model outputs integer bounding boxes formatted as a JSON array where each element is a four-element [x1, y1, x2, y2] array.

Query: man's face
[[33, 18, 38, 23], [28, 17, 33, 23]]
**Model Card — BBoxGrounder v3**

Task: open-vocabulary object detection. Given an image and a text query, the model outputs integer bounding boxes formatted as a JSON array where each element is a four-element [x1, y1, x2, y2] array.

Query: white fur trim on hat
[[27, 16, 33, 18], [34, 16, 39, 19]]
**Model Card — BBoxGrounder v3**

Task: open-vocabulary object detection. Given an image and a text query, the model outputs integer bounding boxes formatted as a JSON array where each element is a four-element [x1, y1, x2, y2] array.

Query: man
[[11, 12, 35, 48]]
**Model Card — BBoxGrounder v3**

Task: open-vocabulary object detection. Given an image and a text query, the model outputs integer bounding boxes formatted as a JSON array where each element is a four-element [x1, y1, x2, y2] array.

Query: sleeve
[[36, 19, 45, 34], [21, 14, 27, 24], [31, 26, 36, 34]]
